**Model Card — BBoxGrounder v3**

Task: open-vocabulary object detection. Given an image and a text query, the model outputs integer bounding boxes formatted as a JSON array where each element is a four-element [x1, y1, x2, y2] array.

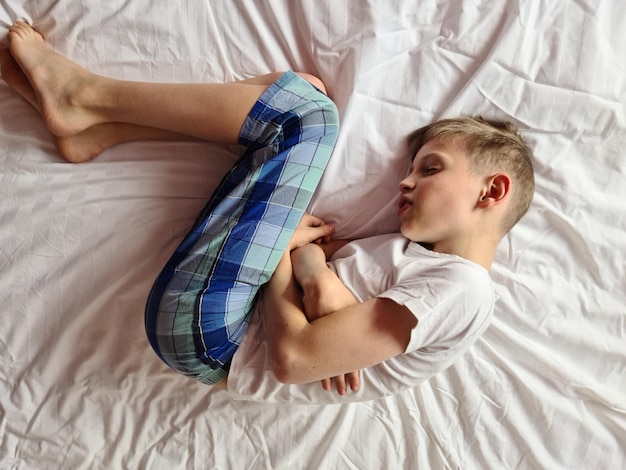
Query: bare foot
[[54, 125, 119, 163], [2, 46, 108, 162], [7, 21, 102, 137]]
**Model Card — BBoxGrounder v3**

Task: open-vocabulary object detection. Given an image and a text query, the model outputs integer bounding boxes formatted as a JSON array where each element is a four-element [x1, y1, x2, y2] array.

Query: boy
[[262, 116, 535, 400], [2, 22, 533, 403]]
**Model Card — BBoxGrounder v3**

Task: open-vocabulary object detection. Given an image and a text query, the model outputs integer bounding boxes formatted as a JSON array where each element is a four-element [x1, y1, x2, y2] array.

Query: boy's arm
[[291, 244, 360, 394], [291, 243, 356, 321], [319, 239, 352, 260], [263, 239, 417, 386]]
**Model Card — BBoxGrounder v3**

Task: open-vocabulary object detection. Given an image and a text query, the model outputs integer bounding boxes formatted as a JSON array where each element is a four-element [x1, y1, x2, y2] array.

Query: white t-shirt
[[228, 233, 494, 404]]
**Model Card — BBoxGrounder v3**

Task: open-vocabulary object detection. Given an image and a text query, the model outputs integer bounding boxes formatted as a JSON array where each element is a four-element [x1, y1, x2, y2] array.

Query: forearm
[[291, 243, 357, 320], [262, 251, 312, 382]]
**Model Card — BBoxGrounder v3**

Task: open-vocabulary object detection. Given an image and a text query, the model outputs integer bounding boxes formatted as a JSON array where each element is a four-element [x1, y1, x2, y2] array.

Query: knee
[[296, 73, 328, 94]]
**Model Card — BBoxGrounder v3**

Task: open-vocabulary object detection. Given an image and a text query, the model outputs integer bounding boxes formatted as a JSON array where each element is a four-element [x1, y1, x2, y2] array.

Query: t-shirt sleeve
[[377, 261, 494, 354]]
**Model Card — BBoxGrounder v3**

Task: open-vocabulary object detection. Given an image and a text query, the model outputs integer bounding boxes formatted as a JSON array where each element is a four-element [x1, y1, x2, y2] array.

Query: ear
[[478, 173, 511, 208]]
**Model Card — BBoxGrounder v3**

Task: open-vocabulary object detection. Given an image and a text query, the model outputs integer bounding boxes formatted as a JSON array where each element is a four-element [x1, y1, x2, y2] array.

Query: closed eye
[[423, 166, 440, 175]]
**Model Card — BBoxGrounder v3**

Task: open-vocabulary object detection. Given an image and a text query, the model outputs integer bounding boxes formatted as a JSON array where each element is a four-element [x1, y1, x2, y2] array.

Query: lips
[[397, 196, 412, 216]]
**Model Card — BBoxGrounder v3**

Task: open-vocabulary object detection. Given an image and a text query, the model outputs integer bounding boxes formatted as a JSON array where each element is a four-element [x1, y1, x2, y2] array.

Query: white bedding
[[1, 1, 625, 468]]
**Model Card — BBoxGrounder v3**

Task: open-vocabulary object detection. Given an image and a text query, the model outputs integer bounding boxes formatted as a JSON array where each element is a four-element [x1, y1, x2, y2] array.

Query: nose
[[398, 175, 415, 193]]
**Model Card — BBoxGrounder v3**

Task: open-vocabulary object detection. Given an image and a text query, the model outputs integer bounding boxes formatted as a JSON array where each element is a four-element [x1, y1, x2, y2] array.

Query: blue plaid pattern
[[145, 72, 339, 384]]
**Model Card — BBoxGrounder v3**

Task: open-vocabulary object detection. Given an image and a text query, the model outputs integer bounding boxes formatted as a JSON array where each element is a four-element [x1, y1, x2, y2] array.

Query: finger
[[314, 223, 335, 240], [315, 232, 333, 245], [302, 213, 325, 227], [320, 378, 332, 391], [348, 370, 360, 391], [334, 374, 347, 396], [304, 223, 334, 247]]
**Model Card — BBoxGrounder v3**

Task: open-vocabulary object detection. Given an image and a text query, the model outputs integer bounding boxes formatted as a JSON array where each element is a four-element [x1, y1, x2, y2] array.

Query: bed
[[1, 1, 625, 468]]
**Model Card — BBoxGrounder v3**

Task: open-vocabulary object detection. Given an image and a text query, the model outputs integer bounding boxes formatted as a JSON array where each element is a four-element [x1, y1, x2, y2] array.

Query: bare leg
[[54, 124, 201, 163], [5, 22, 326, 162], [6, 22, 294, 142]]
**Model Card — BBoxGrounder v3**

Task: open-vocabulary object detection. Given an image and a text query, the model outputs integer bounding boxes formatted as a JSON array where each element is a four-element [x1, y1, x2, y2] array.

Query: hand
[[321, 371, 360, 395], [288, 214, 334, 251]]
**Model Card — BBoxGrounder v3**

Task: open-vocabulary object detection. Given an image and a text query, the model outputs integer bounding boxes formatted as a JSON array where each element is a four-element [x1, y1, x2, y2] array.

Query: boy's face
[[397, 139, 486, 252]]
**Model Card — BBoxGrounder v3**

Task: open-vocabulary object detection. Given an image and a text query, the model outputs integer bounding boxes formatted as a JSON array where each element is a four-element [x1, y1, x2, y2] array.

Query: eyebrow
[[413, 151, 450, 168]]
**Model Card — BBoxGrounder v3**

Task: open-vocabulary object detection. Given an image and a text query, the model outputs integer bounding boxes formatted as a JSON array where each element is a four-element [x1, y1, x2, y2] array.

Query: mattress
[[1, 1, 625, 468]]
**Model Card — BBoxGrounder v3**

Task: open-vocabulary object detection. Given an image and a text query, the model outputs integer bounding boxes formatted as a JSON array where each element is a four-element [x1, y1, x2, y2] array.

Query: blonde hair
[[406, 116, 535, 234]]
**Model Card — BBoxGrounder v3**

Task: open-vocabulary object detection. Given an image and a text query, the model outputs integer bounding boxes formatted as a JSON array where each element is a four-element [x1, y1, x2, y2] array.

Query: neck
[[430, 236, 498, 270]]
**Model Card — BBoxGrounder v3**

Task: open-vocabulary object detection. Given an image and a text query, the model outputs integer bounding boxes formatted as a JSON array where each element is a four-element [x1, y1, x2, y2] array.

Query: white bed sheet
[[1, 1, 625, 468]]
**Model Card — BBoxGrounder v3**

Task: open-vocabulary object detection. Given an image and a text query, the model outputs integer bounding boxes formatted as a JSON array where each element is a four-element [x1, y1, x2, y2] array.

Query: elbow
[[272, 365, 295, 385], [269, 350, 297, 384], [269, 346, 305, 384]]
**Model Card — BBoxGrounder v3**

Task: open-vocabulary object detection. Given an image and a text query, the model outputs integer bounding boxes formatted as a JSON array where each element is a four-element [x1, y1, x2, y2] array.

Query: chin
[[399, 226, 418, 242], [400, 227, 433, 247]]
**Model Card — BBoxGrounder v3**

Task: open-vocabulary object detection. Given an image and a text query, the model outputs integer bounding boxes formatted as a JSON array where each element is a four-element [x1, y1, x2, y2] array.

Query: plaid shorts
[[145, 71, 339, 384]]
